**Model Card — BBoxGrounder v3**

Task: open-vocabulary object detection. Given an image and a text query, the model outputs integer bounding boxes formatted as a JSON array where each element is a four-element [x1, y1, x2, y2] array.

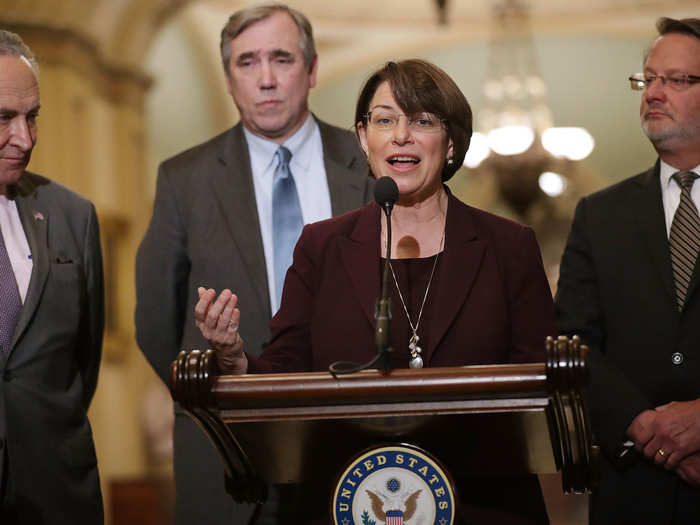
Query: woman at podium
[[195, 59, 556, 523]]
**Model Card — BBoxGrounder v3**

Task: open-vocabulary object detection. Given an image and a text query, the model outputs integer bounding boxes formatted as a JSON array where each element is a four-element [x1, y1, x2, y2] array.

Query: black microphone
[[374, 176, 399, 214], [374, 177, 398, 370]]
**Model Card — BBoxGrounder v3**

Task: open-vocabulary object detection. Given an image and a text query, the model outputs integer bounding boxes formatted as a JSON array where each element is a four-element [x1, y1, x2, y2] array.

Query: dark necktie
[[669, 171, 700, 311], [0, 227, 22, 354], [272, 146, 303, 313]]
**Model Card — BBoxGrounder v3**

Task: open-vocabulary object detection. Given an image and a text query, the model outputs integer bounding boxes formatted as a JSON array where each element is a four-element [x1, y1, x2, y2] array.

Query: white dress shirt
[[0, 195, 32, 303], [244, 114, 332, 314], [659, 160, 700, 238]]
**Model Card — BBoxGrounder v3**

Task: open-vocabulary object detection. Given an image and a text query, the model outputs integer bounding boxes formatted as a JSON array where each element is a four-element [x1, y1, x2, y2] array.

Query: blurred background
[[1, 0, 698, 523]]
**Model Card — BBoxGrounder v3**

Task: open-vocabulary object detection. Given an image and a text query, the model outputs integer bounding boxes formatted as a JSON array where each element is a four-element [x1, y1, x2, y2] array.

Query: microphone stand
[[329, 176, 397, 376], [374, 202, 393, 370]]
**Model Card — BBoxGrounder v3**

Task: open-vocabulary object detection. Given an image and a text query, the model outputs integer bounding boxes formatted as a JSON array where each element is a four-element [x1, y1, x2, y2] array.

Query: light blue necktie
[[0, 228, 22, 354], [272, 146, 303, 312]]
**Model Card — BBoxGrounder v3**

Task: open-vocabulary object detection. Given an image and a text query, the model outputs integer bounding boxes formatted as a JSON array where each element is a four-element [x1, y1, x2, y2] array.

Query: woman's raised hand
[[194, 287, 248, 374]]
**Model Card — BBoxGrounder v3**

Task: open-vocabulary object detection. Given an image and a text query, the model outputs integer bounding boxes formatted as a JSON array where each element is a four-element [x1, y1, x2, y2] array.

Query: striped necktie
[[0, 228, 22, 354], [272, 146, 303, 313], [669, 170, 700, 311]]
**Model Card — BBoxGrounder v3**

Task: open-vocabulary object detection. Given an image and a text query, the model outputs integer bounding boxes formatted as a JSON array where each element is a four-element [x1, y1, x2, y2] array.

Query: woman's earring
[[447, 158, 454, 166]]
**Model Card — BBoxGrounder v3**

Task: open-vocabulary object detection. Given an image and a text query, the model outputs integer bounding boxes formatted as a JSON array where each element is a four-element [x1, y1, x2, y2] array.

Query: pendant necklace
[[388, 230, 445, 369]]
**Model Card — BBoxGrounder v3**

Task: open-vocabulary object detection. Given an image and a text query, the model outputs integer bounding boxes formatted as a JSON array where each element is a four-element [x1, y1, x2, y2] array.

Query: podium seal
[[332, 444, 455, 525]]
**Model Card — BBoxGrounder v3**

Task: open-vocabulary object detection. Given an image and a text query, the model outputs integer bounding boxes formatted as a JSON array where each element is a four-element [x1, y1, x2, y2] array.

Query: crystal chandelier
[[465, 0, 594, 208]]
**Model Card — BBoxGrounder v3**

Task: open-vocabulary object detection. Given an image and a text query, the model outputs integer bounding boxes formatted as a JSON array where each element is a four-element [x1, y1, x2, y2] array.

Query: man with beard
[[556, 17, 700, 523]]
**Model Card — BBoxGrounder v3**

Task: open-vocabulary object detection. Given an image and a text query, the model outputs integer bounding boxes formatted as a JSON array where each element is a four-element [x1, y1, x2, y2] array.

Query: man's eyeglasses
[[628, 72, 700, 92], [365, 111, 446, 133]]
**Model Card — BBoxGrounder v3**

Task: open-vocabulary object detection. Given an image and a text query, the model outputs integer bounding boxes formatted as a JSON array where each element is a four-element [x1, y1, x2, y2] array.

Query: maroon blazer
[[249, 189, 555, 373]]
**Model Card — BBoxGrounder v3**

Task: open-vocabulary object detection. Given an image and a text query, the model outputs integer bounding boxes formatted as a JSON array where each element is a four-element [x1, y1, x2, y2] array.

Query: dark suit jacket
[[556, 162, 700, 524], [135, 119, 372, 524], [0, 172, 104, 524], [248, 190, 556, 523]]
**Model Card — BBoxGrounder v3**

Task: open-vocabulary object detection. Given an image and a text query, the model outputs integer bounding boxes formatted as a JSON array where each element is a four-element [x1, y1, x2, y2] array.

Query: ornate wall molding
[[1, 22, 152, 108]]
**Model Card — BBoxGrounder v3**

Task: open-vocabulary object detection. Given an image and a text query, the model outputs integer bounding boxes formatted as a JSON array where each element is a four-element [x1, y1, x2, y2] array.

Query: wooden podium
[[171, 336, 597, 509]]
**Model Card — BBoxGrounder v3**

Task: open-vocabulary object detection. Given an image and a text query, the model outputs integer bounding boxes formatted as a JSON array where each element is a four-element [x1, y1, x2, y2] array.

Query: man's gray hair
[[219, 4, 316, 74], [0, 29, 39, 76]]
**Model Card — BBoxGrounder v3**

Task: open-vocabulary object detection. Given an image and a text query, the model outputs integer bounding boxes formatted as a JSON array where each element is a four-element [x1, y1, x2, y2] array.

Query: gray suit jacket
[[0, 172, 104, 524], [556, 162, 700, 524], [135, 118, 372, 524]]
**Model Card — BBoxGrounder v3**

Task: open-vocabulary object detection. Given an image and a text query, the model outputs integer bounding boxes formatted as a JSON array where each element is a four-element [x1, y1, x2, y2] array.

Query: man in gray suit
[[0, 31, 104, 523], [135, 4, 371, 523], [556, 17, 700, 524]]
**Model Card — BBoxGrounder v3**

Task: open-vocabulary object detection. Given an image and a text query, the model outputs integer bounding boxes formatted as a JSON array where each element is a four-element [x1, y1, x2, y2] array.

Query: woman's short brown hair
[[355, 59, 472, 181]]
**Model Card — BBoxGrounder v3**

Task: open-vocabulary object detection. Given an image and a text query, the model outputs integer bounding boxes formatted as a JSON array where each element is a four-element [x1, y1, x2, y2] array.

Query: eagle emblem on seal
[[365, 477, 421, 524]]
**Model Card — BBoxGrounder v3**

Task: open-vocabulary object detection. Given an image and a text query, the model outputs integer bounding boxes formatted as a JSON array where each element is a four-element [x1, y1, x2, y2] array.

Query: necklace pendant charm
[[409, 352, 424, 369], [409, 339, 423, 369]]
